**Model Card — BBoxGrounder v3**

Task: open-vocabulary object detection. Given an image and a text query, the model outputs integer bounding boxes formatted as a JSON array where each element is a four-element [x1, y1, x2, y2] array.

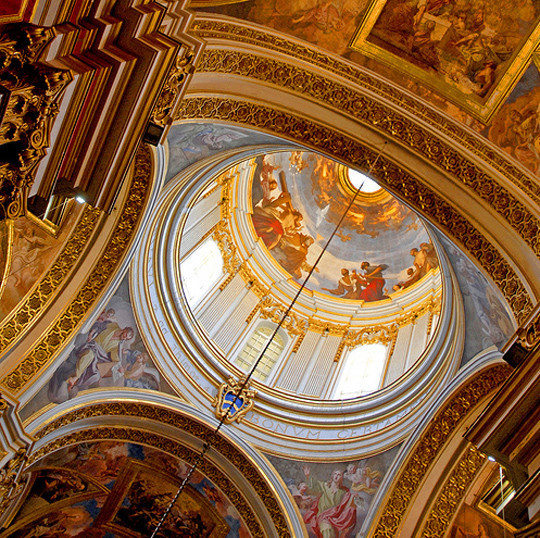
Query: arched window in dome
[[235, 325, 285, 382], [180, 238, 223, 305], [334, 343, 388, 399]]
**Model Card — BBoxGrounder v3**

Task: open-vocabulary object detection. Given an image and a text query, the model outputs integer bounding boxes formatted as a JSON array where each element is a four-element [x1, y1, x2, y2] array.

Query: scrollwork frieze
[[420, 445, 486, 538], [344, 324, 398, 348], [151, 46, 196, 129], [0, 446, 28, 516], [258, 296, 306, 337], [178, 96, 532, 323], [192, 18, 539, 206], [0, 23, 72, 221]]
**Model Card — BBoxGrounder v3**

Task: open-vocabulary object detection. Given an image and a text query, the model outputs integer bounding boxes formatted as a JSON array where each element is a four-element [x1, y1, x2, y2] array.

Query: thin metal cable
[[151, 147, 386, 536]]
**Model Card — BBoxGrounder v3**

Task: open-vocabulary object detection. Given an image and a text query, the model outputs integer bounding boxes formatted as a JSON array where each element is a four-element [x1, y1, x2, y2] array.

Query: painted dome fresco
[[245, 151, 440, 302], [135, 145, 449, 453]]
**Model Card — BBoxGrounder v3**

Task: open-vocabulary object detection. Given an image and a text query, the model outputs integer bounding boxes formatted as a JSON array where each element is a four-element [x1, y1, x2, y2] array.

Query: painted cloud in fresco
[[249, 152, 438, 300], [166, 122, 283, 182]]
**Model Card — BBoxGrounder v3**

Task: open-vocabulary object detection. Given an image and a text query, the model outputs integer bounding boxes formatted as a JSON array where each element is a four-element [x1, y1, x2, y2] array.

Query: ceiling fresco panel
[[266, 445, 400, 538], [3, 441, 251, 537], [350, 0, 540, 121], [486, 59, 540, 176], [247, 152, 439, 299]]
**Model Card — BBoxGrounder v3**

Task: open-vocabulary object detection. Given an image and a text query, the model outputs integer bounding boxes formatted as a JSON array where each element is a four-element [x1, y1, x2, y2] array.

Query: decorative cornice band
[[192, 18, 540, 206], [32, 403, 290, 536], [177, 96, 533, 323], [194, 47, 540, 262], [0, 145, 153, 394], [370, 364, 511, 538]]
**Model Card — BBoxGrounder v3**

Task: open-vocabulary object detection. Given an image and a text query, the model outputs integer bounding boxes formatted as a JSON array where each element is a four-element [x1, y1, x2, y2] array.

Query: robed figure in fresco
[[302, 465, 357, 538], [323, 263, 388, 302], [48, 314, 134, 403]]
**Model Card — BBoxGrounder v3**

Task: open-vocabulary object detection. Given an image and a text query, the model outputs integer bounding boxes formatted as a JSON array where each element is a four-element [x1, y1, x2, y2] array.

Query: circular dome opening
[[348, 169, 381, 193], [175, 150, 443, 402], [135, 142, 457, 454]]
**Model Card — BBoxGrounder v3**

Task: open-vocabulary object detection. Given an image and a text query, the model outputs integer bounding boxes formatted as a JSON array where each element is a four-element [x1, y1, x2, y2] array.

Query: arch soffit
[[29, 400, 296, 537], [368, 361, 512, 538], [179, 19, 540, 325]]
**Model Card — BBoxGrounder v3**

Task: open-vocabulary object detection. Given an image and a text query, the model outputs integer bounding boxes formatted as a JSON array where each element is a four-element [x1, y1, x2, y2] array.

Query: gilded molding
[[32, 403, 290, 536], [213, 220, 241, 276], [31, 426, 265, 537], [344, 324, 398, 348], [370, 364, 512, 538], [0, 219, 13, 300], [0, 145, 153, 394], [239, 264, 270, 299], [151, 46, 196, 130], [177, 96, 533, 323], [518, 307, 540, 350], [419, 445, 486, 538], [194, 48, 540, 262], [192, 18, 539, 206], [258, 296, 306, 337], [0, 447, 27, 516], [0, 24, 72, 220], [0, 206, 101, 355]]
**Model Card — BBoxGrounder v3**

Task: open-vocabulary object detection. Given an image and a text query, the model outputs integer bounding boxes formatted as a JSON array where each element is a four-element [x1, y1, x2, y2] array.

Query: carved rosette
[[0, 23, 71, 221]]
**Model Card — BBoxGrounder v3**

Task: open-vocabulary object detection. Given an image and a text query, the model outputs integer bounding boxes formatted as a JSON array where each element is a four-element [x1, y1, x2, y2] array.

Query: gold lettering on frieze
[[420, 445, 486, 538], [0, 145, 153, 394], [195, 48, 540, 256], [178, 96, 531, 324], [192, 19, 538, 206], [0, 206, 101, 354], [32, 405, 289, 536], [371, 364, 511, 538]]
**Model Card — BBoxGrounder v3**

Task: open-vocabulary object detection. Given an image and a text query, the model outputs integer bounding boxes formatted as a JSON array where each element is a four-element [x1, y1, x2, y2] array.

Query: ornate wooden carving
[[0, 23, 71, 221]]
